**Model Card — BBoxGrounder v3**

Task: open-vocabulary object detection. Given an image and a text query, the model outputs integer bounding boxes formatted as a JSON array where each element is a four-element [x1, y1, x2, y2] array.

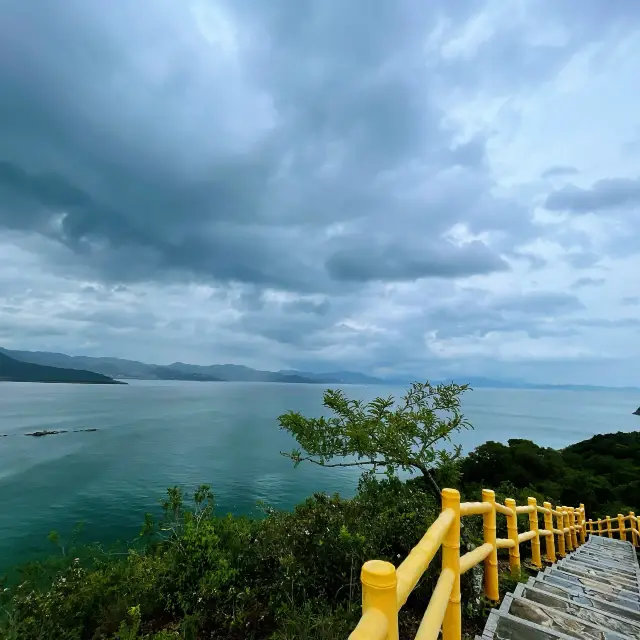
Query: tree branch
[[283, 454, 388, 469], [414, 462, 442, 499]]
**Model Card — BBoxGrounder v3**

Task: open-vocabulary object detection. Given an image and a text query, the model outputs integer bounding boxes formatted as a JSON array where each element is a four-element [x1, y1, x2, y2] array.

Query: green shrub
[[460, 433, 640, 518], [0, 475, 457, 640]]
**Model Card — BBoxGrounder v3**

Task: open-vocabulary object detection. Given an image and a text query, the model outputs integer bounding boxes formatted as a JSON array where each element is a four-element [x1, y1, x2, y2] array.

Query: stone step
[[481, 609, 586, 640], [577, 545, 636, 557], [544, 567, 640, 606], [528, 577, 640, 623], [498, 592, 627, 639], [580, 536, 636, 557], [566, 554, 640, 580], [480, 536, 640, 639], [513, 582, 640, 638], [557, 560, 640, 593], [534, 570, 640, 612], [574, 549, 639, 570]]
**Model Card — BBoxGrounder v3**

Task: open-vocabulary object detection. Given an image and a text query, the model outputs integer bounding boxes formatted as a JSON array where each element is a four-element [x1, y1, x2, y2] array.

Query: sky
[[0, 0, 639, 386]]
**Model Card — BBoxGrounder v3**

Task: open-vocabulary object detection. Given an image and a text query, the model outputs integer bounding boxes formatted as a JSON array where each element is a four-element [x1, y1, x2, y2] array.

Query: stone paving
[[478, 535, 640, 639]]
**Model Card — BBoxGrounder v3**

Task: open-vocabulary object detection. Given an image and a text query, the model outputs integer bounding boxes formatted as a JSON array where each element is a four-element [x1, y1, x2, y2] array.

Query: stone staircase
[[479, 535, 640, 639]]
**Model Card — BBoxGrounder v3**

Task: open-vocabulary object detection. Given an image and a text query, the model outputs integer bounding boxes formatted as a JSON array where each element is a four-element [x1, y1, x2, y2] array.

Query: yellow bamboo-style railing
[[348, 489, 639, 640], [587, 512, 640, 546]]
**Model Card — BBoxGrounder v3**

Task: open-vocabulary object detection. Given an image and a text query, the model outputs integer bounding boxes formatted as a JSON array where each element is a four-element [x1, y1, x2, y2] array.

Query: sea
[[0, 380, 637, 570]]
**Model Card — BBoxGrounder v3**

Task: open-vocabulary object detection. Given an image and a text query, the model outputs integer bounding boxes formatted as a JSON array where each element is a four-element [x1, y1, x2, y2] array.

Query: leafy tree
[[460, 433, 640, 517], [278, 381, 472, 498]]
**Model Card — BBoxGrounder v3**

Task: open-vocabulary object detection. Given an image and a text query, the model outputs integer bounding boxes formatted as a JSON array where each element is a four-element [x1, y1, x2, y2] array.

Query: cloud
[[570, 276, 606, 289], [545, 178, 640, 213], [541, 165, 579, 179], [425, 290, 584, 341], [326, 239, 508, 282], [1, 0, 640, 385], [0, 0, 515, 293]]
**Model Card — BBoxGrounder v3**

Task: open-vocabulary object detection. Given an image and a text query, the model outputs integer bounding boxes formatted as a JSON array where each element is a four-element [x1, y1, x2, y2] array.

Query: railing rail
[[587, 512, 640, 545], [349, 489, 638, 640]]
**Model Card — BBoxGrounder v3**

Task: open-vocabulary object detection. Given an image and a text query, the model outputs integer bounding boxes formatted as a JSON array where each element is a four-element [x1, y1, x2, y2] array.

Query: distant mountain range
[[0, 348, 398, 385], [277, 369, 390, 385], [0, 348, 350, 384], [0, 351, 123, 384], [0, 347, 637, 390]]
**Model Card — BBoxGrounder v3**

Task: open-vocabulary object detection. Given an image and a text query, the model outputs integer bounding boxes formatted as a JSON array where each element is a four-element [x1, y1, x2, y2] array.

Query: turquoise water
[[0, 380, 638, 569]]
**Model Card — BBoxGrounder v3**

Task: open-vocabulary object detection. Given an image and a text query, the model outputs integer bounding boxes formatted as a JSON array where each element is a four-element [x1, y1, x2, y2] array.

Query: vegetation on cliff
[[460, 431, 640, 518], [0, 382, 637, 639]]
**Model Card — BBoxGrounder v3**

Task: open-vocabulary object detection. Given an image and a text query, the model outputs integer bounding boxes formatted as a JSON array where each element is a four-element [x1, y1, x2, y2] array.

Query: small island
[[0, 352, 124, 384], [25, 430, 68, 437]]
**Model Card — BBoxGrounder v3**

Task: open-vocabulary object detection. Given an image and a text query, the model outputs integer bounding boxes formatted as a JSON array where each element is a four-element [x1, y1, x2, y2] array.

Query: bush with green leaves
[[3, 380, 634, 640], [0, 473, 481, 639]]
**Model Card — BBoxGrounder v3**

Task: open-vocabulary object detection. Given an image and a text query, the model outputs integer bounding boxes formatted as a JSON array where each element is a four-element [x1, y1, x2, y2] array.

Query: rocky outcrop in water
[[23, 428, 99, 436], [25, 430, 68, 437], [633, 407, 640, 416]]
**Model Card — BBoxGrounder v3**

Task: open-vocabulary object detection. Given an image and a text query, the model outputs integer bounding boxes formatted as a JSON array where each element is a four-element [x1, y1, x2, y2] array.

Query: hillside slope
[[460, 431, 640, 517], [0, 352, 124, 384]]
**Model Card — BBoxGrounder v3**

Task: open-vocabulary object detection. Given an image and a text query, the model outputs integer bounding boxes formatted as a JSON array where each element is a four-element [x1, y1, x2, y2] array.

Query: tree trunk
[[420, 466, 442, 500]]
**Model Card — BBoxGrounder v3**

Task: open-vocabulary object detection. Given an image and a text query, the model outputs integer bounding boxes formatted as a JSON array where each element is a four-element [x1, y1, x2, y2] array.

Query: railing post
[[597, 518, 603, 537], [631, 512, 638, 547], [555, 508, 566, 557], [579, 504, 586, 544], [587, 519, 593, 537], [528, 497, 542, 569], [543, 501, 556, 563], [618, 514, 627, 542], [482, 489, 499, 601], [606, 515, 613, 538], [360, 560, 399, 640], [505, 497, 520, 576], [569, 507, 578, 548], [442, 488, 461, 640], [563, 508, 573, 551]]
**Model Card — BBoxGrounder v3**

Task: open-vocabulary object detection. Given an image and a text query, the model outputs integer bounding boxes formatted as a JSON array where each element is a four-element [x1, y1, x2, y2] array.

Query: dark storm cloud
[[0, 0, 535, 292], [284, 299, 331, 316], [545, 178, 640, 214], [2, 0, 633, 293], [57, 308, 160, 331], [428, 291, 584, 340], [2, 0, 640, 384], [326, 239, 508, 282]]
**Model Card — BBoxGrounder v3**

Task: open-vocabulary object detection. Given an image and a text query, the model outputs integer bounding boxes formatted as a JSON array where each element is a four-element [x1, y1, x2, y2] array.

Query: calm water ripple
[[0, 380, 637, 568]]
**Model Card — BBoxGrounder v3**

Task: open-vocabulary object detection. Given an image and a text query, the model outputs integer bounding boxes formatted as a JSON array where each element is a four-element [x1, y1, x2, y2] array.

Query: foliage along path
[[480, 535, 640, 639]]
